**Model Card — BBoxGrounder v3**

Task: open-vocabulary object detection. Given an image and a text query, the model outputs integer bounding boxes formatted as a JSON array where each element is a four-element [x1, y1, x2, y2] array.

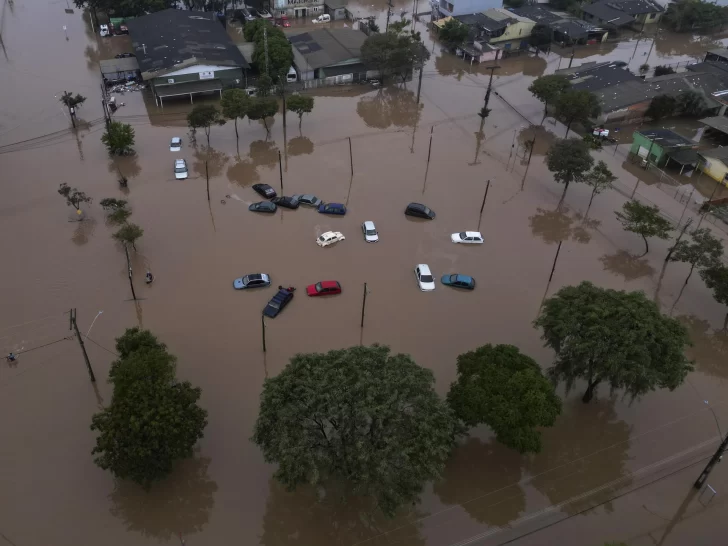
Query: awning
[[700, 116, 728, 135], [667, 149, 699, 165], [155, 79, 223, 98]]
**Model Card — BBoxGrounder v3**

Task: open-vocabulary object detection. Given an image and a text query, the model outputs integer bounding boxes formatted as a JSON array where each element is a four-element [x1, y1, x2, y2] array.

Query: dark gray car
[[292, 194, 322, 207], [249, 201, 277, 213]]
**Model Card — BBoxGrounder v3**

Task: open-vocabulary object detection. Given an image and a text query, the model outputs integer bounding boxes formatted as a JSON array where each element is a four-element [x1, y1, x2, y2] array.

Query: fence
[[301, 73, 370, 89]]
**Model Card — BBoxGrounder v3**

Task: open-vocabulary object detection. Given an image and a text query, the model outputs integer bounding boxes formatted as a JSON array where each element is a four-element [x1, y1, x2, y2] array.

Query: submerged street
[[2, 0, 728, 545]]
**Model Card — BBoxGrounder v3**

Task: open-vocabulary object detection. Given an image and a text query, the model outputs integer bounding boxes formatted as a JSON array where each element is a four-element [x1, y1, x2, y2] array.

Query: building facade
[[273, 0, 325, 19], [435, 0, 499, 18]]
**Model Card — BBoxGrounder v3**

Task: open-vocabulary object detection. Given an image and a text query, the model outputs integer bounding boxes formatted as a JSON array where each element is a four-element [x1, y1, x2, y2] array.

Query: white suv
[[414, 264, 435, 291]]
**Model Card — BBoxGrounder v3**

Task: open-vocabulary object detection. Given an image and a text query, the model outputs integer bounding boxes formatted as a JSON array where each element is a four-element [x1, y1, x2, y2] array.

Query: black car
[[249, 201, 277, 213], [114, 53, 136, 58], [405, 202, 436, 220], [253, 183, 277, 199], [271, 196, 300, 209], [263, 287, 294, 318]]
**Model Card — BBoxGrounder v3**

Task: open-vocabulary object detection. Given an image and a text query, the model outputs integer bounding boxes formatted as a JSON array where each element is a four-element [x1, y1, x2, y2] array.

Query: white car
[[312, 14, 331, 23], [414, 264, 436, 291], [362, 221, 379, 243], [316, 231, 345, 247], [99, 24, 110, 37], [169, 137, 182, 152], [451, 231, 484, 244], [259, 9, 273, 18], [174, 158, 188, 180]]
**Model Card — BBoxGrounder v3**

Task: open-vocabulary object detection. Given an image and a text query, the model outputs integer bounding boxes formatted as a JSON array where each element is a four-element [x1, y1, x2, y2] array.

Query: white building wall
[[437, 0, 500, 17], [164, 65, 235, 77]]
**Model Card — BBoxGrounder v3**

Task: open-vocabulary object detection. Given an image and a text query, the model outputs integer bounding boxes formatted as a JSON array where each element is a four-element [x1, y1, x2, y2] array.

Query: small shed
[[630, 129, 696, 167], [100, 58, 140, 83], [698, 147, 728, 185], [324, 0, 348, 20]]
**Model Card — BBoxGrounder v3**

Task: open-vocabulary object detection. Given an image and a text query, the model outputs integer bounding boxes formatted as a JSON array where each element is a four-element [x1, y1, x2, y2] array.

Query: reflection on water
[[109, 455, 217, 540], [677, 314, 728, 378], [288, 136, 315, 156], [357, 87, 422, 129], [527, 397, 632, 516], [250, 140, 280, 167], [433, 438, 525, 528], [260, 480, 425, 546], [529, 206, 600, 244], [193, 146, 230, 180], [227, 156, 259, 186], [600, 250, 656, 281], [108, 155, 142, 181], [72, 217, 96, 246]]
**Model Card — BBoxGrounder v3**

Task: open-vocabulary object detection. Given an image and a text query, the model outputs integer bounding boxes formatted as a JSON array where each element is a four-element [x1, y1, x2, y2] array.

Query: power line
[[86, 336, 118, 357]]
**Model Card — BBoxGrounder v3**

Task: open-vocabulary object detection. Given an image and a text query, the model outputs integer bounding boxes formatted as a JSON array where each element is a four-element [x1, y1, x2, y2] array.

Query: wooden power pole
[[70, 308, 96, 382]]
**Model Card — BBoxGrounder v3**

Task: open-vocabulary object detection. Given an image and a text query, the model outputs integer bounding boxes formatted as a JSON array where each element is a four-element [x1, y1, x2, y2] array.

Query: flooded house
[[630, 128, 697, 168], [126, 9, 250, 106], [509, 5, 607, 46], [289, 28, 372, 86], [434, 0, 500, 18]]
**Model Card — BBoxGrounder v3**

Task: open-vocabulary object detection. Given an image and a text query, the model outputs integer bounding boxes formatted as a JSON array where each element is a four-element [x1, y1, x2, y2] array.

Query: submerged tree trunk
[[640, 234, 649, 257], [724, 310, 728, 331], [586, 188, 597, 215], [665, 220, 692, 263], [684, 263, 696, 285], [542, 103, 548, 124], [559, 181, 570, 204], [205, 127, 211, 146], [262, 117, 270, 135], [234, 118, 238, 141], [299, 114, 302, 130], [565, 120, 572, 138], [582, 378, 600, 403]]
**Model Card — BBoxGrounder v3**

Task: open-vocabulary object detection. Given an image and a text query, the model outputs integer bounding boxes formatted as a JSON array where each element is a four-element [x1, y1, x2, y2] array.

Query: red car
[[306, 280, 342, 296]]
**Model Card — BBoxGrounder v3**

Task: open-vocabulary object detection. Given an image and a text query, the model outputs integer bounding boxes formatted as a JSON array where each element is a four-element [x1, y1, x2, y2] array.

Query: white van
[[312, 14, 330, 23], [286, 66, 298, 83]]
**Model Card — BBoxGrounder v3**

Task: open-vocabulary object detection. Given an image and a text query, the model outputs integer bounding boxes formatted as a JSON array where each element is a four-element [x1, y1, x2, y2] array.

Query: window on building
[[648, 13, 655, 19]]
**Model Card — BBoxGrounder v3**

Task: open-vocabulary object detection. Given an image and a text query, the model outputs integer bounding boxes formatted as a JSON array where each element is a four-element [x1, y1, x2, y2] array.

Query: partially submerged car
[[361, 221, 378, 243], [253, 183, 277, 199], [441, 274, 476, 290], [249, 201, 277, 213], [414, 264, 436, 291], [263, 287, 294, 318], [174, 158, 188, 180], [306, 280, 342, 296], [169, 137, 182, 152], [292, 194, 322, 207], [318, 202, 346, 216], [405, 203, 435, 220], [451, 231, 484, 244], [233, 273, 271, 290], [271, 196, 300, 209], [316, 231, 345, 247]]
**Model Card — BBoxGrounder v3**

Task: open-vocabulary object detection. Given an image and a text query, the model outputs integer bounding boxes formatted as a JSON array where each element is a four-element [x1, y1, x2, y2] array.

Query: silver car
[[170, 137, 182, 152], [292, 194, 323, 207], [362, 221, 379, 242], [174, 159, 188, 180]]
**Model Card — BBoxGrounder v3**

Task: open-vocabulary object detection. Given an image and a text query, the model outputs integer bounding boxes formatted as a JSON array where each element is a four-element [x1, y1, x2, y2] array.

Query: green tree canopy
[[670, 227, 724, 284], [220, 88, 250, 142], [439, 18, 470, 49], [187, 104, 225, 146], [58, 183, 92, 213], [664, 0, 728, 31], [646, 94, 677, 121], [286, 94, 314, 129], [528, 23, 552, 50], [251, 345, 460, 517], [654, 65, 676, 76], [113, 222, 144, 251], [528, 75, 570, 122], [700, 265, 728, 329], [546, 137, 594, 202], [90, 329, 207, 487], [101, 121, 136, 155], [447, 344, 561, 454], [677, 89, 707, 116], [534, 281, 693, 403], [554, 89, 601, 136], [585, 160, 616, 213], [247, 97, 279, 134], [361, 31, 429, 84], [251, 23, 293, 79], [615, 200, 673, 257]]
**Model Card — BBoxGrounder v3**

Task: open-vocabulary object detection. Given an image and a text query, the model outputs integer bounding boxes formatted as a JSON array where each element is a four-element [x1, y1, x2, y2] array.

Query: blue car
[[318, 202, 346, 215], [441, 274, 475, 290]]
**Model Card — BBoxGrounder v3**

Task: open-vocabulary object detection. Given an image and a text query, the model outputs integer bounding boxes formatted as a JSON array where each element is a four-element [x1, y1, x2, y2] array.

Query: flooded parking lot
[[2, 1, 728, 545]]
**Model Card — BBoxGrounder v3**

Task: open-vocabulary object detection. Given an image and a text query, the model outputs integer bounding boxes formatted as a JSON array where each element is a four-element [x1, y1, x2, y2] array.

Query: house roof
[[486, 7, 533, 23], [687, 60, 728, 78], [324, 0, 348, 9], [707, 48, 728, 60], [288, 28, 365, 70], [557, 61, 638, 91], [637, 129, 694, 148], [667, 148, 699, 165], [699, 116, 728, 135], [604, 0, 664, 15], [455, 13, 491, 27], [508, 6, 562, 25], [581, 2, 635, 26], [126, 9, 248, 80], [99, 57, 140, 74], [699, 146, 728, 162]]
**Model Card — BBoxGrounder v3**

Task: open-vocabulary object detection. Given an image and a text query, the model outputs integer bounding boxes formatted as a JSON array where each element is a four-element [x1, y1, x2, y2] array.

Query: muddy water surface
[[2, 2, 728, 546]]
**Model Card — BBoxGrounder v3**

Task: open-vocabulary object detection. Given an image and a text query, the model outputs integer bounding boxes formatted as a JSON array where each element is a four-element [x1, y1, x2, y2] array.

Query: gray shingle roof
[[699, 146, 728, 162], [582, 2, 635, 26], [638, 129, 694, 148], [557, 61, 639, 91], [605, 0, 664, 15], [127, 9, 249, 80], [99, 57, 140, 74], [288, 29, 365, 70]]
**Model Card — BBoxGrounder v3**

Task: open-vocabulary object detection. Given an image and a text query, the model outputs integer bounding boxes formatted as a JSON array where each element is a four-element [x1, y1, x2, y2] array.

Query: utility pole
[[278, 150, 284, 193], [261, 315, 267, 352], [70, 308, 96, 382], [124, 244, 137, 300], [694, 434, 728, 489], [477, 180, 490, 231], [480, 65, 499, 119], [549, 241, 563, 282], [360, 282, 368, 328], [416, 64, 424, 104], [385, 0, 394, 32], [348, 137, 353, 176], [568, 47, 575, 68], [205, 159, 210, 201]]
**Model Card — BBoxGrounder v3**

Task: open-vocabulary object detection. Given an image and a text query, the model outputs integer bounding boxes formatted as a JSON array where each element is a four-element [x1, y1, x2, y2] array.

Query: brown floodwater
[[2, 2, 728, 546]]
